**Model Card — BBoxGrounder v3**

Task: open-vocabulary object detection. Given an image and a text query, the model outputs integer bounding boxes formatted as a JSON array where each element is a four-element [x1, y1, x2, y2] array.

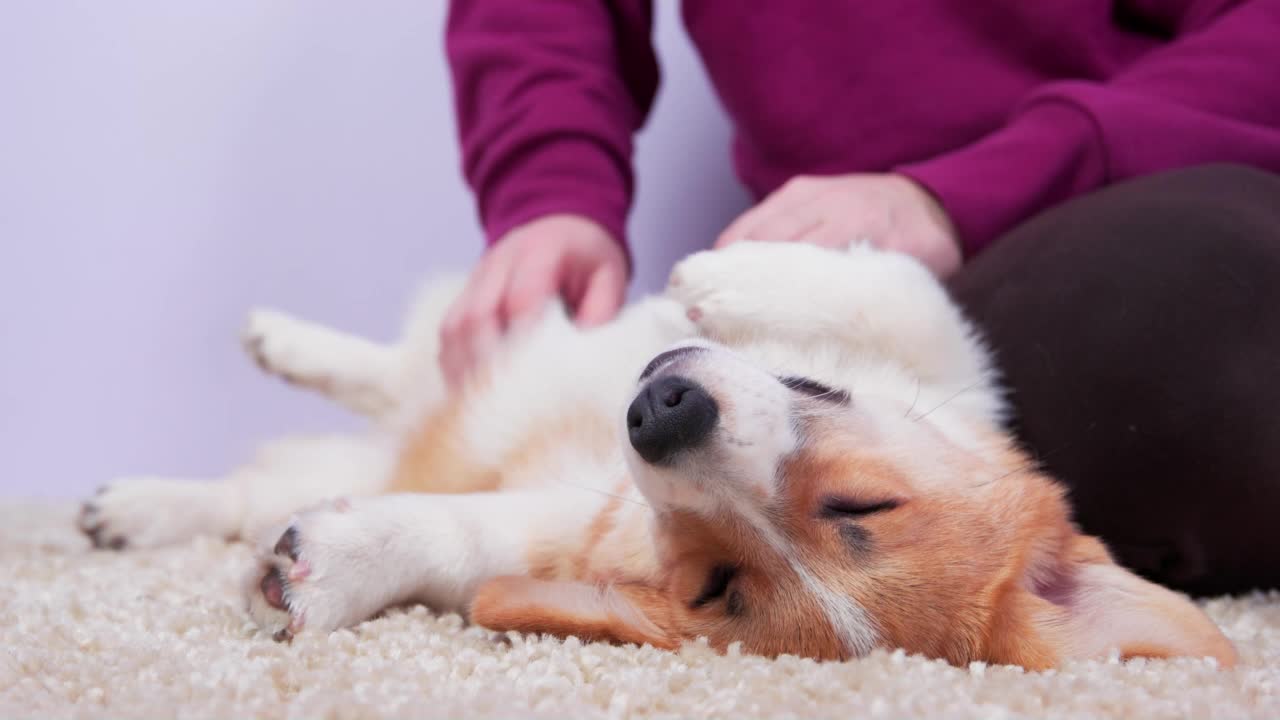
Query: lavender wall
[[0, 2, 749, 498]]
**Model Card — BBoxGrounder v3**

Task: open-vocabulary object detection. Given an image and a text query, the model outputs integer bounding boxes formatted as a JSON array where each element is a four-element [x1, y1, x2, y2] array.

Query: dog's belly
[[389, 297, 695, 498]]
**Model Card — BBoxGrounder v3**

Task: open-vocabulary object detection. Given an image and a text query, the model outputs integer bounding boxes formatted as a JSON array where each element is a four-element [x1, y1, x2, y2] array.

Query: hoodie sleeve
[[896, 0, 1280, 256], [445, 0, 658, 253]]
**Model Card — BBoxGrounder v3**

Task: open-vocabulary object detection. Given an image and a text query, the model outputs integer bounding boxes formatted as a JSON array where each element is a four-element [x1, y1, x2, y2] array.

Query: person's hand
[[440, 214, 628, 387], [715, 173, 962, 277]]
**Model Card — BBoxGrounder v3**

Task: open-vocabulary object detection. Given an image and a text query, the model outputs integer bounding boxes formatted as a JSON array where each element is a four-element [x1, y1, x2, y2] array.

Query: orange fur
[[388, 398, 500, 494], [391, 399, 616, 495], [471, 577, 676, 650], [523, 478, 633, 582], [394, 353, 1234, 669], [468, 415, 1236, 668]]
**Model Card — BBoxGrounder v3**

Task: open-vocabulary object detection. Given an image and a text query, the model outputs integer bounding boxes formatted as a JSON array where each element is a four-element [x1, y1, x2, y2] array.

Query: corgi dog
[[79, 242, 1236, 669]]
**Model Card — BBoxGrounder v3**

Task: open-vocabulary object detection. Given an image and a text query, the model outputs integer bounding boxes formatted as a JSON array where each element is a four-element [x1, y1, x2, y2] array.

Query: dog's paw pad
[[260, 567, 288, 611], [274, 526, 300, 561], [273, 527, 313, 581], [249, 524, 311, 640], [245, 503, 390, 639], [78, 501, 128, 550]]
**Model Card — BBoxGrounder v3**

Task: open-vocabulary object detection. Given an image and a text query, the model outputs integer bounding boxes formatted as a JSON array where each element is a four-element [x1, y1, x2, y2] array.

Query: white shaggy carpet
[[3, 501, 1279, 719]]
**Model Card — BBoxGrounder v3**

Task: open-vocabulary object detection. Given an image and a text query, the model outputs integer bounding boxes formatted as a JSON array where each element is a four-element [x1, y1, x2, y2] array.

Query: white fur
[[244, 309, 399, 419], [85, 242, 1001, 655], [245, 490, 603, 637]]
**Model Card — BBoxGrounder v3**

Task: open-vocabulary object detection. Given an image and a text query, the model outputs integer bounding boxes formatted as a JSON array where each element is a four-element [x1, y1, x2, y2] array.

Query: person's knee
[[991, 163, 1280, 279], [1152, 162, 1280, 195], [953, 164, 1280, 596], [1095, 164, 1280, 233]]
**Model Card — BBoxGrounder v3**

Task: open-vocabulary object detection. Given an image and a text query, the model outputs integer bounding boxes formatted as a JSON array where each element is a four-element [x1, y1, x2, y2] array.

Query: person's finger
[[793, 221, 872, 250], [500, 244, 562, 335], [716, 195, 800, 248], [455, 257, 516, 378], [573, 260, 627, 327], [438, 325, 469, 388], [439, 252, 513, 386], [743, 206, 823, 244], [439, 291, 476, 388], [715, 205, 769, 248], [466, 250, 516, 331], [460, 314, 504, 380], [716, 186, 791, 247], [715, 178, 826, 248]]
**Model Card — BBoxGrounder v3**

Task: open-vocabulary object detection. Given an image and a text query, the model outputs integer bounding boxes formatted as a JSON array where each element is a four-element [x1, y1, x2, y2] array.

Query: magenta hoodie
[[446, 0, 1280, 257]]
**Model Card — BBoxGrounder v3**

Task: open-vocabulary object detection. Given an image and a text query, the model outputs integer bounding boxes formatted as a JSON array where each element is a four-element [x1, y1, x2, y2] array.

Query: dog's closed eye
[[779, 376, 850, 404], [817, 496, 901, 519], [819, 497, 900, 556], [692, 564, 737, 608]]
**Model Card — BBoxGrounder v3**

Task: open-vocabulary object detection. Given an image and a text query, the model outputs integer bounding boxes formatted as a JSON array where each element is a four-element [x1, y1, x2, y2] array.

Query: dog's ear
[[995, 536, 1237, 669], [469, 576, 678, 650]]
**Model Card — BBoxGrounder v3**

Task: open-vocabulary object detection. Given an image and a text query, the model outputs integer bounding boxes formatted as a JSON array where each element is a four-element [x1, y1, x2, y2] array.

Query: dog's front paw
[[243, 309, 316, 384], [668, 242, 838, 340], [78, 478, 235, 550], [246, 498, 400, 640], [242, 309, 396, 417]]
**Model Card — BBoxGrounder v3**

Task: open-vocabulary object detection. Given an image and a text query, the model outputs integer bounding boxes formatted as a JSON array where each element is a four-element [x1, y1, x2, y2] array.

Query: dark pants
[[948, 164, 1280, 597]]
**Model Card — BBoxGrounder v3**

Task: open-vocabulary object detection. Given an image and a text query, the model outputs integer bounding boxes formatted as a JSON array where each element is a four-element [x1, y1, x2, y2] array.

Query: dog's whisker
[[910, 380, 985, 422], [970, 441, 1077, 489], [556, 481, 651, 509], [904, 377, 921, 419]]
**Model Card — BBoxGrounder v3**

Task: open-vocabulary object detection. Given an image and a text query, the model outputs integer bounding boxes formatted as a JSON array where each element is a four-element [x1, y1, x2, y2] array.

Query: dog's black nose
[[627, 376, 718, 464]]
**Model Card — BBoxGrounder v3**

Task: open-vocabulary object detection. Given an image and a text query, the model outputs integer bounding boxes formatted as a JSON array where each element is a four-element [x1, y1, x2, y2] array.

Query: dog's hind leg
[[81, 434, 395, 551], [78, 476, 242, 550]]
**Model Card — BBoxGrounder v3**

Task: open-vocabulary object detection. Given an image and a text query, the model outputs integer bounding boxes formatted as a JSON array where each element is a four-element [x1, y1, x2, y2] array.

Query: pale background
[[0, 2, 749, 498]]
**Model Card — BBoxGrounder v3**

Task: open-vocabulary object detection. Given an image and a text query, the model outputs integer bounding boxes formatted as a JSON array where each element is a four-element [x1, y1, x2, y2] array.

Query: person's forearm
[[897, 0, 1280, 254], [445, 0, 659, 250]]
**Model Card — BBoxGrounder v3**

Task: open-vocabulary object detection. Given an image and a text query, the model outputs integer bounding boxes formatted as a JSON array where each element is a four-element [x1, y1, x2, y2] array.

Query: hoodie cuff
[[480, 135, 630, 257], [896, 100, 1107, 256]]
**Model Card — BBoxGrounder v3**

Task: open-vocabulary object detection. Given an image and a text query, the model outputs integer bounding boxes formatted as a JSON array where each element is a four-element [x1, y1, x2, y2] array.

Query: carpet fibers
[[2, 501, 1278, 719]]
